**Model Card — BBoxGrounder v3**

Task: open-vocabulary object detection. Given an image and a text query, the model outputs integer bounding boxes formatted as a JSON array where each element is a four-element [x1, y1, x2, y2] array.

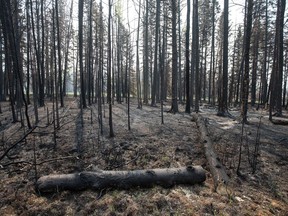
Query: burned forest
[[0, 0, 288, 215]]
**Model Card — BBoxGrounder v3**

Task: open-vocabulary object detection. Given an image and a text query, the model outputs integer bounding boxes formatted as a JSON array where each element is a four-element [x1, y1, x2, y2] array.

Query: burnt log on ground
[[36, 166, 206, 193], [193, 113, 229, 190], [271, 117, 288, 125]]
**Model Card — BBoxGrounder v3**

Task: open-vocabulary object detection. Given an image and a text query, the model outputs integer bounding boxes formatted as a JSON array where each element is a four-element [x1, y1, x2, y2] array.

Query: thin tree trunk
[[63, 0, 74, 97], [79, 0, 86, 109], [108, 0, 114, 137], [55, 0, 63, 107], [160, 7, 167, 124], [52, 8, 60, 129], [217, 0, 229, 116], [143, 0, 149, 104], [136, 0, 142, 109], [25, 0, 31, 104], [209, 0, 216, 105], [241, 0, 253, 123], [151, 0, 160, 107], [178, 0, 182, 103], [30, 0, 43, 107], [74, 47, 78, 98], [261, 0, 269, 104], [193, 0, 199, 112], [185, 0, 191, 113], [87, 0, 93, 105], [40, 0, 45, 106], [171, 0, 178, 113]]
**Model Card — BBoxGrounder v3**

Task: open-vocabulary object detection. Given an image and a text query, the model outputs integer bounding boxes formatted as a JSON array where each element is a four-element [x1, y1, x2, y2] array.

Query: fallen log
[[271, 117, 288, 125], [36, 166, 206, 193], [193, 113, 229, 190]]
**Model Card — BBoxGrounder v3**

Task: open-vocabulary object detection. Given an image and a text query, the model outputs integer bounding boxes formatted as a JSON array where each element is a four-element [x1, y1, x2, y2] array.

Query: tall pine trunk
[[171, 0, 178, 113], [241, 0, 253, 123], [185, 0, 191, 113]]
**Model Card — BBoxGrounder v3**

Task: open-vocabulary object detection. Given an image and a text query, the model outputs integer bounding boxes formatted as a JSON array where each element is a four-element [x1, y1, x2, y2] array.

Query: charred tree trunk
[[63, 0, 74, 97], [25, 0, 31, 104], [185, 0, 191, 113], [209, 0, 216, 105], [241, 0, 253, 123], [178, 0, 182, 103], [170, 0, 179, 113], [136, 0, 142, 109], [269, 0, 285, 119], [143, 0, 149, 104], [108, 0, 114, 137], [36, 166, 206, 193], [79, 0, 87, 109], [151, 0, 160, 107], [193, 0, 199, 112], [193, 113, 229, 190], [1, 0, 31, 128], [217, 0, 229, 116], [55, 0, 63, 107]]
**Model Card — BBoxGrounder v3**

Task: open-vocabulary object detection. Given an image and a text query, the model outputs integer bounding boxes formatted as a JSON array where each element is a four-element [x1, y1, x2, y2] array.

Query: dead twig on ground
[[0, 126, 37, 161]]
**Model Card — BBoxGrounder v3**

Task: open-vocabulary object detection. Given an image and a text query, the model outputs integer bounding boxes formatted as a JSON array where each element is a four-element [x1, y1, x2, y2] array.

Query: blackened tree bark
[[108, 0, 114, 137], [251, 3, 261, 107], [40, 0, 45, 106], [151, 0, 160, 107], [87, 0, 93, 105], [234, 27, 243, 106], [171, 0, 179, 113], [209, 0, 216, 105], [178, 0, 182, 103], [2, 28, 17, 122], [261, 0, 269, 104], [30, 0, 43, 107], [251, 24, 259, 107], [79, 0, 87, 109], [283, 51, 288, 107], [160, 17, 167, 124], [185, 0, 191, 113], [269, 0, 286, 119], [0, 27, 6, 101], [136, 0, 142, 109], [241, 0, 253, 123], [25, 0, 31, 104], [228, 34, 237, 106], [98, 0, 104, 134], [36, 166, 206, 193], [143, 0, 149, 104], [74, 47, 78, 98], [116, 17, 122, 104], [0, 0, 31, 128], [55, 0, 63, 107], [63, 0, 74, 97], [52, 8, 60, 129], [192, 0, 200, 112], [0, 31, 3, 101], [217, 0, 229, 116]]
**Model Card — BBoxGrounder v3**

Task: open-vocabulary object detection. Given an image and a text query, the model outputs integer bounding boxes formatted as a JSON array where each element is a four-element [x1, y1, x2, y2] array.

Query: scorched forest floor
[[0, 98, 287, 215]]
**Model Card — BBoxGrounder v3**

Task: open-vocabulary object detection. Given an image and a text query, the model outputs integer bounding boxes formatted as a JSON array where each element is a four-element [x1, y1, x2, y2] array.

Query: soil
[[0, 98, 287, 215]]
